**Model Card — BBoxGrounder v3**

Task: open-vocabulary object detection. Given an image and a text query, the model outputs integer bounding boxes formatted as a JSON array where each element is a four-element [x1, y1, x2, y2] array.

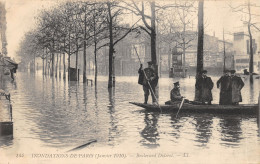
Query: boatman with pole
[[138, 61, 158, 104]]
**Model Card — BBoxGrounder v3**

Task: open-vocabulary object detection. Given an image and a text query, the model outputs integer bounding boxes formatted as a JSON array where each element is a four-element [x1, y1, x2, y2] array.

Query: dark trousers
[[143, 85, 156, 103]]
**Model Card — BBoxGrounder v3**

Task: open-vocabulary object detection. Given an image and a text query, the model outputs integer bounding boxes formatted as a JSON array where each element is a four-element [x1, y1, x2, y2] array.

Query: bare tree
[[157, 0, 196, 77], [106, 1, 139, 88], [229, 0, 260, 82]]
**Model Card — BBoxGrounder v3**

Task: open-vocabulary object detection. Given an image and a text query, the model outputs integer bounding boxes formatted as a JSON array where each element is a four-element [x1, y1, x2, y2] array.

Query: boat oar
[[134, 46, 162, 113], [176, 97, 185, 118]]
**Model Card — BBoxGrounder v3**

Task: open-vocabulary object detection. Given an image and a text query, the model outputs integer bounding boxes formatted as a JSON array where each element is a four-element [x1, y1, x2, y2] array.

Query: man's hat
[[173, 81, 180, 86], [147, 61, 153, 65], [230, 70, 236, 74], [201, 70, 207, 73]]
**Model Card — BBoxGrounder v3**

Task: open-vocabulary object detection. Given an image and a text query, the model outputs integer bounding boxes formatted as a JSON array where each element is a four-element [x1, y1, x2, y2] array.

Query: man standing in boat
[[195, 70, 214, 105], [138, 61, 158, 104], [230, 70, 244, 105], [217, 70, 232, 105]]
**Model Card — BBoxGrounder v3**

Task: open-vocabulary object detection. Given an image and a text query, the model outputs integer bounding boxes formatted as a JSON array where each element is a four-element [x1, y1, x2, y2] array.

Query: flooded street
[[0, 72, 259, 163]]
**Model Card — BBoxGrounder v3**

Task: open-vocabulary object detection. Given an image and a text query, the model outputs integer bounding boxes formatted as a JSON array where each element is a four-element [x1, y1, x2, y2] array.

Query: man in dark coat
[[138, 61, 158, 104], [230, 70, 244, 105], [170, 82, 184, 102], [217, 70, 232, 105], [195, 70, 214, 105]]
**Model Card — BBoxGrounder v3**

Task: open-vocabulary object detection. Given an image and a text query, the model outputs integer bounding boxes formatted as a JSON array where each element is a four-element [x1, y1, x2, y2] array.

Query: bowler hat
[[230, 70, 236, 74], [173, 81, 179, 86], [147, 61, 153, 65], [201, 70, 207, 73]]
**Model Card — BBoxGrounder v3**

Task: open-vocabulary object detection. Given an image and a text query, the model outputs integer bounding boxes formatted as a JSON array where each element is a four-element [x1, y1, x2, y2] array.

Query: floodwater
[[0, 71, 259, 163]]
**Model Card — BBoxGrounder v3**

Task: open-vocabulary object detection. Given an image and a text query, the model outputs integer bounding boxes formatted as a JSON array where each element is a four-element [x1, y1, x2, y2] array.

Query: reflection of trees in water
[[140, 112, 160, 148], [107, 88, 120, 146], [219, 116, 242, 146], [194, 115, 213, 147]]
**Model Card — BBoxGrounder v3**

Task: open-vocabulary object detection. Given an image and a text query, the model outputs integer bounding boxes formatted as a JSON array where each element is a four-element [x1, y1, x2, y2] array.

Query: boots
[[144, 95, 148, 104]]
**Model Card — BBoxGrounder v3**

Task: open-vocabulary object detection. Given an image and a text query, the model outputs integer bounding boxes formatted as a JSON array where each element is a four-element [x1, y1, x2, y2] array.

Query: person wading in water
[[138, 61, 158, 104]]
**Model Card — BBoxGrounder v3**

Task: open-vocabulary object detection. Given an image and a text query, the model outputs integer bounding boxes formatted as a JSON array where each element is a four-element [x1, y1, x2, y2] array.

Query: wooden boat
[[129, 102, 259, 115]]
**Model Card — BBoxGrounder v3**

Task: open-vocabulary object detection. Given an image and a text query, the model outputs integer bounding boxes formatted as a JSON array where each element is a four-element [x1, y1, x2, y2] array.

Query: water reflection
[[194, 115, 213, 147], [219, 116, 242, 147], [140, 112, 160, 148], [169, 115, 183, 140], [107, 88, 120, 146], [0, 72, 259, 153]]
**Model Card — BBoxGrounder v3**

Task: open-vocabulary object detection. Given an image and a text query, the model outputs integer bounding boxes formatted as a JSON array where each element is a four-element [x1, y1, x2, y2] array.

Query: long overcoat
[[138, 67, 158, 87], [217, 75, 232, 105], [231, 76, 244, 103], [196, 76, 214, 102]]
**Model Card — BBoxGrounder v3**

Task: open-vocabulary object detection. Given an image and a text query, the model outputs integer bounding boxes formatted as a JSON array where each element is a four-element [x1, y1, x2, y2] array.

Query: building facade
[[233, 31, 260, 74]]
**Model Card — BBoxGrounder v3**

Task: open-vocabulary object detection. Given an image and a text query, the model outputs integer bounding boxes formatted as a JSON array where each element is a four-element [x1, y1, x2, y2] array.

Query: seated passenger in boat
[[165, 82, 188, 105]]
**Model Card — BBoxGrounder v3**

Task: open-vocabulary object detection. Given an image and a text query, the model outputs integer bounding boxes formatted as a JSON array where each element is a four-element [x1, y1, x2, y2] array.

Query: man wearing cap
[[170, 82, 185, 103], [230, 70, 244, 105], [217, 70, 232, 105], [138, 61, 158, 104], [195, 70, 214, 105]]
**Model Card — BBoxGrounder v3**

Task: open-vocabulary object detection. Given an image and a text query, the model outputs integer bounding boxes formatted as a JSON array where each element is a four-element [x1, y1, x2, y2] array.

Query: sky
[[1, 0, 259, 59]]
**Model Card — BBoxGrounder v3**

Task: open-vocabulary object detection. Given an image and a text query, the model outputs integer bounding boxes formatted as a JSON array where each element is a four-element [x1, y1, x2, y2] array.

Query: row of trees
[[17, 0, 259, 88], [18, 1, 136, 87], [17, 0, 197, 88]]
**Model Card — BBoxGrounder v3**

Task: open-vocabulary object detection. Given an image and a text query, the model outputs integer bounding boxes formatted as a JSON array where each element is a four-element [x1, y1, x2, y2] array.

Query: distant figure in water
[[217, 70, 232, 105], [195, 70, 214, 105], [230, 70, 244, 105], [138, 61, 158, 104], [243, 69, 249, 75]]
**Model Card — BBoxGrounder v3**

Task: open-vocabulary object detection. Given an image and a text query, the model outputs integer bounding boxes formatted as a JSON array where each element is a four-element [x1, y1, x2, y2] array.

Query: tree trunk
[[45, 55, 48, 75], [150, 1, 157, 65], [55, 54, 58, 78], [196, 1, 204, 75], [68, 32, 71, 81], [168, 44, 171, 77], [223, 28, 226, 72], [83, 11, 87, 83], [63, 53, 66, 79], [63, 37, 66, 79], [59, 53, 61, 78], [195, 0, 204, 101], [42, 57, 44, 75], [68, 54, 70, 81], [108, 2, 113, 88], [76, 49, 78, 81], [93, 6, 98, 86], [94, 42, 97, 86], [248, 2, 253, 83], [51, 39, 54, 76], [182, 8, 186, 78]]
